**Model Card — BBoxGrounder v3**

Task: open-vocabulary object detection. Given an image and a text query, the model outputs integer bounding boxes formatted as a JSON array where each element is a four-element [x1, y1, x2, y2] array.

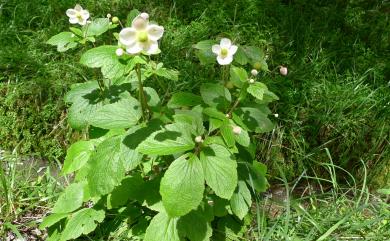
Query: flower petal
[[66, 9, 77, 18], [119, 28, 137, 46], [212, 44, 221, 55], [229, 45, 238, 56], [217, 55, 233, 65], [144, 40, 160, 55], [147, 24, 164, 41], [74, 4, 83, 11], [220, 38, 232, 48], [81, 10, 90, 19], [132, 15, 148, 30], [69, 17, 79, 24], [126, 42, 143, 54], [79, 18, 88, 26]]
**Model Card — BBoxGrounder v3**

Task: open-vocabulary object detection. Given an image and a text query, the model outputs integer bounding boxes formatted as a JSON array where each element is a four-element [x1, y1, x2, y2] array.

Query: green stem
[[227, 84, 247, 116], [136, 64, 150, 120]]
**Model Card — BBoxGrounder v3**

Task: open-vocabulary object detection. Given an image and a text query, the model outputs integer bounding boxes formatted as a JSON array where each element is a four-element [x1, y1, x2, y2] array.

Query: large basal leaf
[[160, 154, 205, 217], [47, 32, 77, 52], [177, 209, 213, 241], [85, 18, 110, 37], [52, 182, 84, 214], [144, 212, 181, 241], [230, 181, 252, 220], [200, 83, 231, 110], [167, 92, 203, 108], [107, 174, 144, 209], [137, 123, 195, 155], [89, 96, 142, 129], [87, 136, 127, 197], [80, 45, 127, 79], [200, 144, 237, 199], [62, 140, 95, 175], [235, 107, 274, 133], [60, 208, 105, 241]]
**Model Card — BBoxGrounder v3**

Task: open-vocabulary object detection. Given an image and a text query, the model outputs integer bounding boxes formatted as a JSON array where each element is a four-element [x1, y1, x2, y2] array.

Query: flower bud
[[280, 66, 288, 76], [274, 113, 279, 118], [112, 16, 119, 23], [140, 12, 149, 20], [249, 78, 255, 84], [106, 13, 112, 18], [232, 126, 242, 135], [253, 62, 262, 70], [225, 113, 231, 118], [251, 69, 258, 76], [195, 136, 203, 143], [115, 48, 124, 56]]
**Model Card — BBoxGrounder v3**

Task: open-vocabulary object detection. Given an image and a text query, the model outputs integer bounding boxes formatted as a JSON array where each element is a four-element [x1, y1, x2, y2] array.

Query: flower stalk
[[135, 64, 150, 120]]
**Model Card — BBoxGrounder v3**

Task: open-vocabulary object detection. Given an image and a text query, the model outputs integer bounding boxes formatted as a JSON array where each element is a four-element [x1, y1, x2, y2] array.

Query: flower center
[[221, 48, 229, 57], [138, 31, 148, 43], [76, 12, 83, 20]]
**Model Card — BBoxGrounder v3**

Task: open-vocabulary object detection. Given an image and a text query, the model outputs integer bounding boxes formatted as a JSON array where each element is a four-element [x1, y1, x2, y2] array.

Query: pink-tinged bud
[[251, 69, 258, 76], [195, 136, 203, 143], [280, 66, 288, 76], [249, 78, 255, 84], [232, 126, 242, 135], [140, 12, 149, 20], [115, 48, 124, 56]]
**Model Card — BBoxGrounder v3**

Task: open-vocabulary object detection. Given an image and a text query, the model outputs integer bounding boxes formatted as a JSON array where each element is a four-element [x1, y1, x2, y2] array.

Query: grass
[[0, 0, 389, 239]]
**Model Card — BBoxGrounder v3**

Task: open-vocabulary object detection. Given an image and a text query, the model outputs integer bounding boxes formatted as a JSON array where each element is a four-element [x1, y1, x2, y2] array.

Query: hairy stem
[[136, 64, 150, 120]]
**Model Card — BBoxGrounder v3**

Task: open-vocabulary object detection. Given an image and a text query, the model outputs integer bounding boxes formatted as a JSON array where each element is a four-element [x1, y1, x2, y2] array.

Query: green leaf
[[168, 92, 203, 108], [203, 107, 227, 120], [137, 123, 195, 155], [200, 83, 231, 110], [173, 107, 205, 136], [62, 140, 95, 175], [40, 213, 69, 229], [233, 47, 248, 65], [144, 87, 161, 107], [238, 161, 268, 193], [230, 66, 248, 88], [178, 209, 213, 241], [154, 67, 179, 81], [234, 127, 250, 147], [60, 208, 105, 241], [377, 189, 390, 195], [52, 183, 84, 213], [247, 82, 267, 100], [200, 144, 237, 199], [220, 122, 235, 147], [196, 50, 216, 65], [209, 118, 223, 133], [90, 97, 142, 129], [235, 107, 274, 133], [215, 215, 243, 241], [193, 40, 216, 50], [144, 212, 180, 241], [107, 174, 144, 208], [84, 18, 110, 37], [80, 45, 127, 79], [87, 136, 126, 197], [160, 154, 205, 217], [242, 46, 265, 64], [47, 32, 77, 52], [230, 181, 252, 220]]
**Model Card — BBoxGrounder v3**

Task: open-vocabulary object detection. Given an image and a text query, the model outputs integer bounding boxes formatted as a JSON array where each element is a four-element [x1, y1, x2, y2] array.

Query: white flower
[[118, 14, 164, 55], [280, 66, 288, 76], [212, 38, 238, 65], [251, 69, 258, 76], [66, 4, 90, 26], [116, 48, 124, 56], [140, 12, 149, 20], [232, 126, 242, 135]]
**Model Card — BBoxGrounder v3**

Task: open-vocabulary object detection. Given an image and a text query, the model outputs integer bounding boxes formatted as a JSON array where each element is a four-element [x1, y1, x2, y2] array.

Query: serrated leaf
[[154, 67, 179, 81], [60, 208, 105, 241], [84, 18, 110, 37], [107, 174, 144, 208], [168, 92, 203, 108], [242, 46, 265, 64], [87, 136, 126, 197], [80, 45, 127, 79], [221, 122, 235, 147], [233, 47, 248, 65], [52, 183, 84, 213], [90, 97, 142, 129], [144, 87, 161, 107], [177, 209, 213, 241], [203, 107, 227, 120], [215, 215, 243, 241], [39, 213, 68, 229], [173, 107, 205, 136], [209, 118, 223, 133], [230, 66, 248, 88], [193, 40, 216, 50], [137, 123, 195, 155], [62, 140, 95, 175], [161, 154, 204, 217], [47, 32, 77, 52], [234, 127, 250, 147], [247, 82, 267, 100], [200, 83, 231, 110], [200, 144, 237, 199], [235, 107, 274, 133], [238, 161, 268, 193], [230, 181, 252, 220], [144, 212, 180, 241]]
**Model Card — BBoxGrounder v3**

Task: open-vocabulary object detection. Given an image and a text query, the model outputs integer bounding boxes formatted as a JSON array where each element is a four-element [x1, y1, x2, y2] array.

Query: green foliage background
[[0, 0, 389, 184]]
